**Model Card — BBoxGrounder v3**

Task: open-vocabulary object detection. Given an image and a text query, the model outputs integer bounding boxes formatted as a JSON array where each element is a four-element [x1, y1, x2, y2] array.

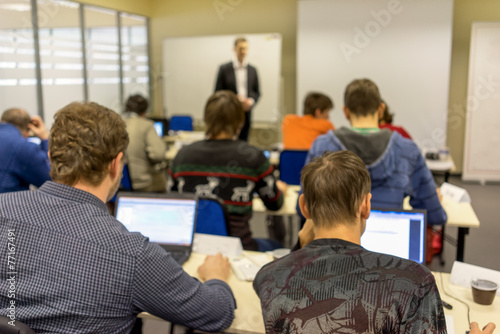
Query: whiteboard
[[162, 34, 282, 123], [297, 0, 453, 149], [463, 23, 500, 182]]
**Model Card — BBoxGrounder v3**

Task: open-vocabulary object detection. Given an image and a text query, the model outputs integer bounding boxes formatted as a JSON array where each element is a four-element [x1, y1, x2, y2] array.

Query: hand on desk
[[470, 322, 496, 334], [276, 180, 288, 195], [197, 253, 231, 283], [436, 187, 443, 202]]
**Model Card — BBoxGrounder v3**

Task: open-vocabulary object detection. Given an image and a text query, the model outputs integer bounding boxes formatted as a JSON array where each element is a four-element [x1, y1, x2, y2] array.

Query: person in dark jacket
[[0, 108, 50, 193]]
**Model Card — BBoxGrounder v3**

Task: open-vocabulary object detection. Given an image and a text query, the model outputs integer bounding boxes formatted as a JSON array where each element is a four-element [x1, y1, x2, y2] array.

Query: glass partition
[[0, 0, 150, 123], [38, 0, 83, 127], [84, 5, 120, 112], [0, 0, 38, 115], [120, 12, 149, 107]]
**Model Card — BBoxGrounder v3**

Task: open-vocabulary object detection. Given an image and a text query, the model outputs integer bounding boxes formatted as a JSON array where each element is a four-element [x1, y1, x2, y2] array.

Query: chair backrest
[[109, 163, 133, 205], [279, 150, 309, 185], [120, 163, 133, 191], [0, 316, 36, 334], [196, 195, 230, 236], [169, 115, 193, 132]]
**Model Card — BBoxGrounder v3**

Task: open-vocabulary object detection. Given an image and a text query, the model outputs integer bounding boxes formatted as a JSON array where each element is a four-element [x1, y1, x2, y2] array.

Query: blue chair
[[169, 115, 193, 132], [120, 163, 133, 191], [279, 150, 308, 185], [109, 163, 133, 205], [196, 195, 230, 236]]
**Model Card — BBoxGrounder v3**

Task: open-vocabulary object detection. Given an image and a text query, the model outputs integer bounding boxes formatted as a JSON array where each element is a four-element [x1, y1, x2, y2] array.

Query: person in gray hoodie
[[297, 78, 446, 226]]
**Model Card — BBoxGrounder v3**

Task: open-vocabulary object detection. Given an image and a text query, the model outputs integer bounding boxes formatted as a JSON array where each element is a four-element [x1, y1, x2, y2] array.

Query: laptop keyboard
[[170, 251, 189, 265]]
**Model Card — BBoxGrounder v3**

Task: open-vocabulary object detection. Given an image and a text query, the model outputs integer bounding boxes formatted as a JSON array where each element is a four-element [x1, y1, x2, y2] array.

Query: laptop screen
[[361, 208, 426, 264], [153, 121, 164, 137], [115, 194, 197, 247], [27, 136, 42, 145]]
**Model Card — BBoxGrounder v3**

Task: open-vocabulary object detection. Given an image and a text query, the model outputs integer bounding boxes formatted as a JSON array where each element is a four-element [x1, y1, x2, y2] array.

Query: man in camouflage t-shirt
[[254, 151, 447, 333]]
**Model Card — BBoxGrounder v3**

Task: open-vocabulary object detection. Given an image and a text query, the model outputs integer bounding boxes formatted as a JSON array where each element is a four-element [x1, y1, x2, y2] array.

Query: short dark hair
[[204, 90, 244, 138], [1, 108, 30, 131], [303, 92, 333, 116], [234, 37, 247, 47], [344, 78, 382, 117], [125, 94, 149, 115], [301, 151, 371, 228], [49, 102, 129, 187], [379, 100, 393, 124]]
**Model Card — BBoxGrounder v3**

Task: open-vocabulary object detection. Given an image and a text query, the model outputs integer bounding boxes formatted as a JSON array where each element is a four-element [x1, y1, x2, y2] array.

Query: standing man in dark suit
[[215, 37, 260, 141]]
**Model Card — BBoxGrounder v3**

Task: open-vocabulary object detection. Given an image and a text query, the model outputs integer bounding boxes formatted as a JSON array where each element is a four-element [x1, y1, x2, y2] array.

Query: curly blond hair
[[49, 102, 129, 186]]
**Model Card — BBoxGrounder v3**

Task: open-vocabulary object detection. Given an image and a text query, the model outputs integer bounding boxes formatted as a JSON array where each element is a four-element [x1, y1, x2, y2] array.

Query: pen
[[441, 300, 453, 310]]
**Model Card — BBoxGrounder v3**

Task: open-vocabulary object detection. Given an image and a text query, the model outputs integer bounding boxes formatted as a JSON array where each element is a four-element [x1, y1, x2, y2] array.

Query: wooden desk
[[165, 146, 179, 161], [164, 131, 206, 161], [140, 252, 264, 333], [426, 156, 456, 183], [141, 254, 498, 334], [435, 272, 499, 333], [252, 185, 300, 216]]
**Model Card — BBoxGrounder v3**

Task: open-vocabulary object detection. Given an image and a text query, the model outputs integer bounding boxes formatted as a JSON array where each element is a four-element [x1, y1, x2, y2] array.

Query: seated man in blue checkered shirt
[[0, 102, 235, 333]]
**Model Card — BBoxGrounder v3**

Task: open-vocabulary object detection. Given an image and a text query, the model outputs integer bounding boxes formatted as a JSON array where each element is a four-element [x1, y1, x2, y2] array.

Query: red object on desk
[[426, 226, 443, 264]]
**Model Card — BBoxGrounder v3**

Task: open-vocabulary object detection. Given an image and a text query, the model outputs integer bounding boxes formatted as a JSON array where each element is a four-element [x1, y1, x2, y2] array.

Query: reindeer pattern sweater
[[169, 139, 283, 250]]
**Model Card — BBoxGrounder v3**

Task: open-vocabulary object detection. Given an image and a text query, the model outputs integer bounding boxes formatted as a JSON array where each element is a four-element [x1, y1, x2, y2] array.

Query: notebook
[[114, 192, 198, 265], [361, 208, 427, 264]]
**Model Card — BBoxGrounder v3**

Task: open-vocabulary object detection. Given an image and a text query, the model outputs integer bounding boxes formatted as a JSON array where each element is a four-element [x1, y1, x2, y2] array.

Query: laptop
[[153, 121, 164, 137], [148, 117, 169, 137], [27, 136, 42, 145], [361, 208, 427, 264], [114, 192, 198, 265]]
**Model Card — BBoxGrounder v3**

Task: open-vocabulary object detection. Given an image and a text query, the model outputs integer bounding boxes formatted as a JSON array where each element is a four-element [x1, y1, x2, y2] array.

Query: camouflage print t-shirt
[[253, 239, 447, 334]]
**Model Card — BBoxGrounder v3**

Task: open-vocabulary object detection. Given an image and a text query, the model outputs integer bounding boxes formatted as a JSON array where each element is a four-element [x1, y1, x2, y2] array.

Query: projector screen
[[297, 0, 454, 149]]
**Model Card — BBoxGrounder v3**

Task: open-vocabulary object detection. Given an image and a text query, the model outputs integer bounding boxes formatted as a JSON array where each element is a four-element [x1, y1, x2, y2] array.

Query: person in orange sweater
[[282, 92, 335, 149]]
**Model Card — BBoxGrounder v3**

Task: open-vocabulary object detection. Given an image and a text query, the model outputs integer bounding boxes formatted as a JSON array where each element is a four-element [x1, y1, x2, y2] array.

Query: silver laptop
[[361, 208, 427, 264], [115, 192, 198, 265]]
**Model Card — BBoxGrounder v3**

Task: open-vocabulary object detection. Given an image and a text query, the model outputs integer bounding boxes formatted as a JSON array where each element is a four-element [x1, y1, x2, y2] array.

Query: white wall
[[297, 0, 454, 149]]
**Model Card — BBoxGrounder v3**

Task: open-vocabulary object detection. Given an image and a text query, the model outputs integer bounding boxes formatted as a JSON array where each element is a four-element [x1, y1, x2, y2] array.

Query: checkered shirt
[[0, 181, 235, 333]]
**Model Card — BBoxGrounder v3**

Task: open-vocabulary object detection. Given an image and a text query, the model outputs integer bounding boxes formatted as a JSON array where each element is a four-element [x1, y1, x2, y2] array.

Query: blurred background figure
[[169, 91, 286, 252], [123, 94, 167, 192], [0, 108, 51, 193], [215, 37, 260, 142], [378, 100, 412, 140], [282, 92, 335, 150]]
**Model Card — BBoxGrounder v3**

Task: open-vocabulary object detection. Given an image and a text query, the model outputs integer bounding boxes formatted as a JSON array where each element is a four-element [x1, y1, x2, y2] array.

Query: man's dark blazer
[[215, 62, 260, 141], [215, 62, 260, 103]]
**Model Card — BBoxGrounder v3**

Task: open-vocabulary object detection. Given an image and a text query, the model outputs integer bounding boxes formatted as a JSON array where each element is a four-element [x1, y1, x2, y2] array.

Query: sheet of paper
[[426, 159, 455, 171], [193, 233, 243, 257], [440, 182, 471, 203], [445, 315, 455, 334], [450, 261, 500, 296]]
